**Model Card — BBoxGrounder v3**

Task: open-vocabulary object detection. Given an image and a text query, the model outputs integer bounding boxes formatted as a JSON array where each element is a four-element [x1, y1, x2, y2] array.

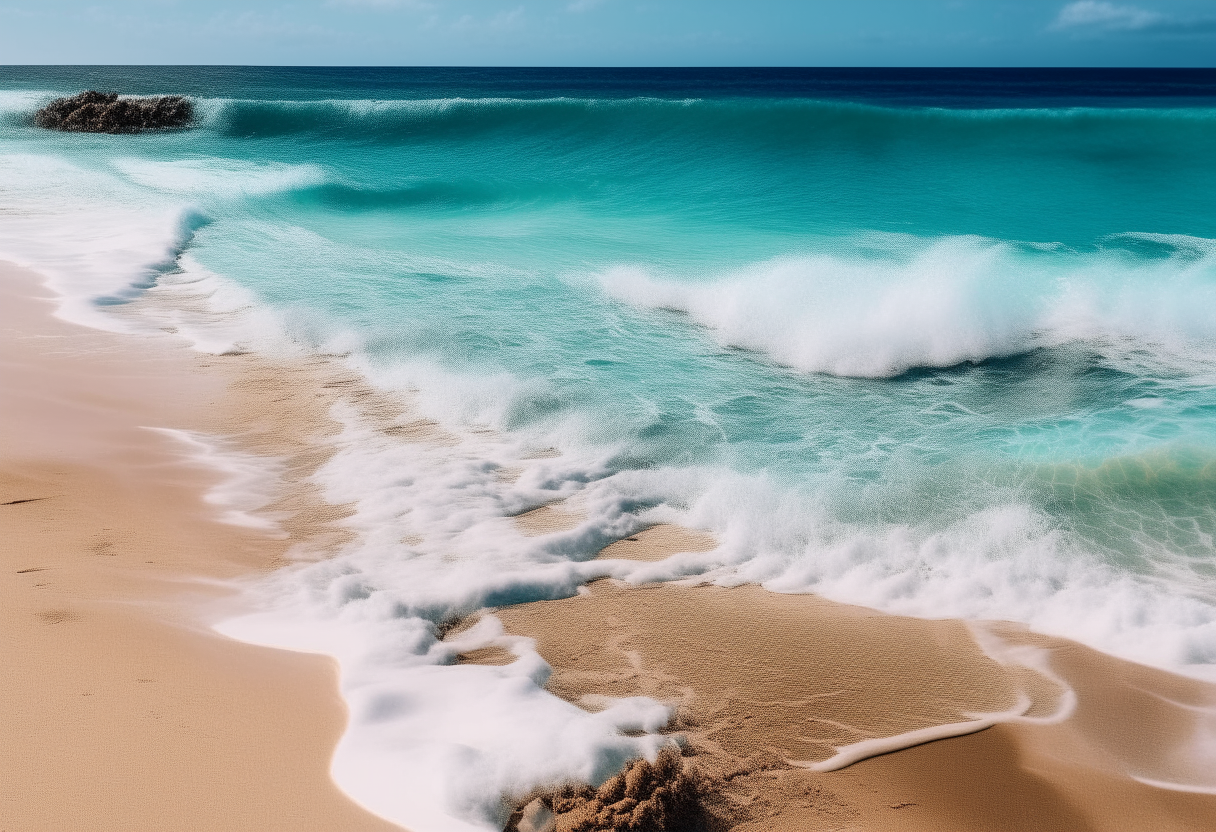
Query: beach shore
[[4, 257, 1216, 832], [0, 261, 400, 831], [493, 575, 1216, 831]]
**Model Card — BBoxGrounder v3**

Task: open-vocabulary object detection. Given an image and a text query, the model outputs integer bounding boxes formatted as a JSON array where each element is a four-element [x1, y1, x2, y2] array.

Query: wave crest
[[600, 234, 1216, 378], [184, 94, 1216, 144]]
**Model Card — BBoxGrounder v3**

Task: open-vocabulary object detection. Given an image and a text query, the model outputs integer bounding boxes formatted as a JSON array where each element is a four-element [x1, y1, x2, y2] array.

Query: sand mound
[[510, 748, 708, 832]]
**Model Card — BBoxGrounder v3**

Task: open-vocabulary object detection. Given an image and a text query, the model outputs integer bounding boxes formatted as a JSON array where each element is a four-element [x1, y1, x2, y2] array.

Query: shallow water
[[2, 67, 1215, 829]]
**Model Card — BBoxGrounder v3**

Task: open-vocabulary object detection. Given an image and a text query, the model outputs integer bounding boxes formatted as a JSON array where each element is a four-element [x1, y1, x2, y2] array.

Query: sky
[[0, 1, 1214, 66]]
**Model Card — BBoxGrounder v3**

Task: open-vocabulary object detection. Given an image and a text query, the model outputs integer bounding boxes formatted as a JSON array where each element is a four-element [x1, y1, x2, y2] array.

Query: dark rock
[[507, 748, 712, 832], [34, 90, 193, 134]]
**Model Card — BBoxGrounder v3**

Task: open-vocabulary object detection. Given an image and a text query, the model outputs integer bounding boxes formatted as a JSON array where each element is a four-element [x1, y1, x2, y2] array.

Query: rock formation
[[508, 749, 708, 832], [34, 91, 193, 134]]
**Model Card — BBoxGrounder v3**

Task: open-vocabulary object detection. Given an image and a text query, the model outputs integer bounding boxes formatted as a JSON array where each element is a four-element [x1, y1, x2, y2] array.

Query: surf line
[[1130, 776, 1216, 796], [791, 695, 1032, 773], [791, 622, 1079, 773], [143, 427, 287, 535]]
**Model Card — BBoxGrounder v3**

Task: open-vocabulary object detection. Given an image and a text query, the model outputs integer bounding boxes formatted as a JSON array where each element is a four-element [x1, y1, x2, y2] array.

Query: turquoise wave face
[[3, 68, 1216, 672], [197, 95, 1216, 246]]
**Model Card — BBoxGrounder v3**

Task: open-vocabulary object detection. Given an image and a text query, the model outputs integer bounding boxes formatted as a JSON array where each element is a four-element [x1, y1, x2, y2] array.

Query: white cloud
[[567, 0, 607, 12], [1051, 1, 1163, 31], [1050, 1, 1216, 35]]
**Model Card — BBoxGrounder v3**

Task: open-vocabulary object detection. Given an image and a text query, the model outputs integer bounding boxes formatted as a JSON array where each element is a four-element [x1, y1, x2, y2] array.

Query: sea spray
[[599, 233, 1216, 378]]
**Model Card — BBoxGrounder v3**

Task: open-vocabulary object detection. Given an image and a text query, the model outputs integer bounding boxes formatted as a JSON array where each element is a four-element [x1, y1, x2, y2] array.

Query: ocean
[[2, 66, 1215, 829]]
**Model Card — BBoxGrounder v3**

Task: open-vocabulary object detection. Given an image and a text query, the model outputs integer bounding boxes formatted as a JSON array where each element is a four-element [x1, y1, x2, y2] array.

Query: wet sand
[[490, 529, 1216, 831]]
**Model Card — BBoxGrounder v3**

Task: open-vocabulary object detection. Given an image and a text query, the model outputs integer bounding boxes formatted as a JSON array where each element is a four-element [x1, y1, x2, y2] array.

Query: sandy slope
[[0, 262, 400, 831]]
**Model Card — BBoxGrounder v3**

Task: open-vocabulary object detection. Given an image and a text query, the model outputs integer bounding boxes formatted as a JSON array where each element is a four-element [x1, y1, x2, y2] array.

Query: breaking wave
[[601, 233, 1216, 378]]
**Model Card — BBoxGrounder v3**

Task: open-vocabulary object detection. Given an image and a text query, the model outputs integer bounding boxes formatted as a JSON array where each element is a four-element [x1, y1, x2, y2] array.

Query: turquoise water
[[5, 66, 1216, 829], [2, 67, 1216, 663]]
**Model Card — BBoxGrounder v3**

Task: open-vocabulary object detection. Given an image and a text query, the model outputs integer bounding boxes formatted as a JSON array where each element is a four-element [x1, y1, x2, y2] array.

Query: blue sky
[[1, 1, 1214, 66]]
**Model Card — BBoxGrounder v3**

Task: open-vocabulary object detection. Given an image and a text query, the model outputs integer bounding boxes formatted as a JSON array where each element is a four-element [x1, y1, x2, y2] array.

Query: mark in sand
[[37, 609, 80, 625]]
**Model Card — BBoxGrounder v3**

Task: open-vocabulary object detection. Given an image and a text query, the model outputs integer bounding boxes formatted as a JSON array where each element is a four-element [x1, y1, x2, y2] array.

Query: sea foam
[[600, 233, 1216, 378], [0, 153, 201, 331], [211, 390, 1216, 830], [111, 157, 327, 197]]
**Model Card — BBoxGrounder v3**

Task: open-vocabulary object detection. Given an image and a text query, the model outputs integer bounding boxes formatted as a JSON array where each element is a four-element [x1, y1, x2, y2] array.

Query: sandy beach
[[0, 261, 400, 831], [5, 256, 1216, 832], [492, 576, 1216, 831]]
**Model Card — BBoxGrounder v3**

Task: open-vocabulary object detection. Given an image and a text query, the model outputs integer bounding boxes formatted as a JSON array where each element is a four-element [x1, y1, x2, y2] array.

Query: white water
[[600, 233, 1216, 378]]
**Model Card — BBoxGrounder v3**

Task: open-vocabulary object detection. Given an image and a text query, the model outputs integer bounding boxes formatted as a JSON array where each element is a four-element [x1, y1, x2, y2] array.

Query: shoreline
[[0, 261, 402, 831], [491, 577, 1216, 831], [4, 256, 1216, 831]]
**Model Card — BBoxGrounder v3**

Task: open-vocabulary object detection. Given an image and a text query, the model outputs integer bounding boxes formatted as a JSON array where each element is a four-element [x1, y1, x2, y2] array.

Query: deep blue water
[[4, 65, 1216, 105]]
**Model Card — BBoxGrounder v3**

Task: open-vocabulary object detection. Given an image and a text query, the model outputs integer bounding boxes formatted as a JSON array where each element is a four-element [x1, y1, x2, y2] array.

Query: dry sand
[[6, 256, 1216, 832], [1, 262, 401, 831]]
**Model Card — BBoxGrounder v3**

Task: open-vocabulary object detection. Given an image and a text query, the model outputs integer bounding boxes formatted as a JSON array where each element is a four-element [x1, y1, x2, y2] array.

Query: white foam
[[796, 694, 1032, 772], [0, 153, 197, 331], [214, 404, 709, 830], [228, 598, 674, 831], [967, 622, 1078, 725], [1126, 688, 1216, 794], [0, 147, 315, 355], [111, 157, 326, 197], [138, 252, 298, 356], [1131, 777, 1216, 796], [680, 478, 1216, 681], [148, 428, 285, 533], [0, 89, 55, 118], [112, 270, 1216, 825], [209, 392, 1216, 828], [105, 231, 1216, 824], [600, 233, 1216, 378]]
